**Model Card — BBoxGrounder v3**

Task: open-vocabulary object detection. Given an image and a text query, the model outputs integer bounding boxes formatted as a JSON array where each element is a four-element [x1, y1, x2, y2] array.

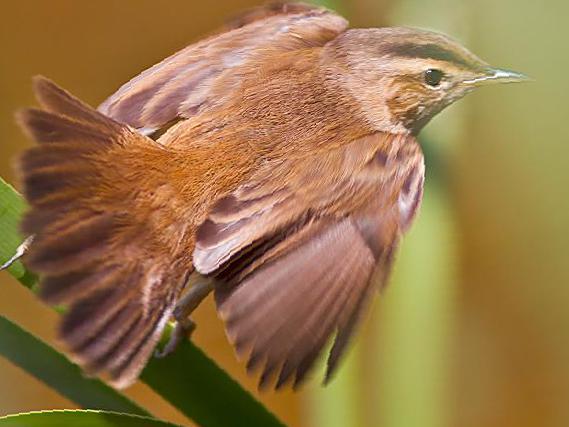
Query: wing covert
[[98, 4, 348, 135]]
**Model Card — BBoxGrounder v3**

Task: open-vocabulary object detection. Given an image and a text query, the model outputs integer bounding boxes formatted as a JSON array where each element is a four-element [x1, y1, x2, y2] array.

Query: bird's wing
[[193, 132, 425, 389], [98, 3, 348, 135], [222, 2, 328, 31]]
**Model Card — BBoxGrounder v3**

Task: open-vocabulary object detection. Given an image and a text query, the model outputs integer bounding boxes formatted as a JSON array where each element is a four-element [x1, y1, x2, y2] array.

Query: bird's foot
[[155, 317, 196, 358], [1, 235, 34, 271], [154, 279, 213, 358]]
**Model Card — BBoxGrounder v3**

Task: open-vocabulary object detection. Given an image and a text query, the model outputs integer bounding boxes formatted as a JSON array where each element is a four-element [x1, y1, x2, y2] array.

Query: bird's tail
[[17, 77, 189, 388]]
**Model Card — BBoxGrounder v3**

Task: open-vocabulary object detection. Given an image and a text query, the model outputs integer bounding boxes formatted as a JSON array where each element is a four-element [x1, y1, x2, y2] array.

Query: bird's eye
[[423, 69, 444, 87]]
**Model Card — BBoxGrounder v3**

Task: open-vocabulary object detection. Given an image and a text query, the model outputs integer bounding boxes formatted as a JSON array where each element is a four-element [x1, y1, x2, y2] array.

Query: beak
[[462, 67, 531, 86]]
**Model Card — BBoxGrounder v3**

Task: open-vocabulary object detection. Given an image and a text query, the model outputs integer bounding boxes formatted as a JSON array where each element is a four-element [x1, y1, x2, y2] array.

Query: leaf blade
[[143, 335, 285, 427], [0, 316, 148, 416], [0, 409, 180, 427]]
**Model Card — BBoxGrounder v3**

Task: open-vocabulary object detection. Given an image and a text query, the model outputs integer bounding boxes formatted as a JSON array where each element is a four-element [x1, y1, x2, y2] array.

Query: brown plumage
[[14, 2, 526, 389]]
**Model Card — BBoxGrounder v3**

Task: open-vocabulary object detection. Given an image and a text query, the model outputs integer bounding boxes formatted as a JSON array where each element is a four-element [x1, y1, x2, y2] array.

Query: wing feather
[[194, 132, 425, 388], [98, 5, 348, 134]]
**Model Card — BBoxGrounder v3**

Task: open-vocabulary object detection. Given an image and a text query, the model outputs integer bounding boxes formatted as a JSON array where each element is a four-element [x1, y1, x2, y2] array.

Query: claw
[[1, 235, 34, 271], [155, 318, 196, 358], [154, 279, 213, 358]]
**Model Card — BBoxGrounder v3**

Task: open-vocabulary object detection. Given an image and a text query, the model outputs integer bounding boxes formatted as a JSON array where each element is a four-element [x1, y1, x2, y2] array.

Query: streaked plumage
[[14, 2, 525, 389]]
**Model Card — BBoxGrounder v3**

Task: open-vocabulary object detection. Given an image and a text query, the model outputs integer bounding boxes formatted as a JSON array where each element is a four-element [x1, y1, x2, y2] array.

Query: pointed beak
[[462, 67, 531, 86]]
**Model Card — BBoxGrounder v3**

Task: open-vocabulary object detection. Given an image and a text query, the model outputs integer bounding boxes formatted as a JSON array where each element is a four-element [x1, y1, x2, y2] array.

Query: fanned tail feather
[[17, 77, 185, 388]]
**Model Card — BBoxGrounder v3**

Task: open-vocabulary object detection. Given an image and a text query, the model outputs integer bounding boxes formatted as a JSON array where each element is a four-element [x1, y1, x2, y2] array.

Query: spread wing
[[98, 3, 348, 135], [192, 133, 425, 389]]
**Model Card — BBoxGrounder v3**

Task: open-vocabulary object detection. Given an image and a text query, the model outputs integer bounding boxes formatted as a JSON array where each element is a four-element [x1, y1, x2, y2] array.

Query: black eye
[[424, 69, 444, 87]]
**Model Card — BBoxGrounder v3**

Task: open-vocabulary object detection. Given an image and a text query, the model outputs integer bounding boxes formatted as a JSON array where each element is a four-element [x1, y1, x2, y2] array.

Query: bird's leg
[[155, 279, 214, 358], [1, 235, 34, 271]]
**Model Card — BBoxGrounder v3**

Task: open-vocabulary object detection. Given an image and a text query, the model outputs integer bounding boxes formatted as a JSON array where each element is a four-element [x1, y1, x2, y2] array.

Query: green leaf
[[0, 410, 180, 427], [0, 177, 36, 287], [142, 333, 285, 427], [0, 316, 148, 416], [0, 177, 284, 427]]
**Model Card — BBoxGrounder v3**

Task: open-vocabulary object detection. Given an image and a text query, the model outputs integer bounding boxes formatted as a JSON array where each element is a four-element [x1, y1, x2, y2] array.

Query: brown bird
[[10, 2, 527, 389]]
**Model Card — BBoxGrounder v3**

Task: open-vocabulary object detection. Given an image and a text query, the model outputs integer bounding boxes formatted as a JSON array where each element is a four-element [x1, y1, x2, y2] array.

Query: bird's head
[[326, 27, 528, 134]]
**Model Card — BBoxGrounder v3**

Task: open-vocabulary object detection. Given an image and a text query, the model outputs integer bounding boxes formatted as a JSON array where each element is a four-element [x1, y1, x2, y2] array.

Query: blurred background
[[0, 1, 567, 426]]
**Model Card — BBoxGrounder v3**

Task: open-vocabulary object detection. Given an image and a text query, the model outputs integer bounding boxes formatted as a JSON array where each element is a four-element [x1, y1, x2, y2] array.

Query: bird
[[10, 2, 527, 390]]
